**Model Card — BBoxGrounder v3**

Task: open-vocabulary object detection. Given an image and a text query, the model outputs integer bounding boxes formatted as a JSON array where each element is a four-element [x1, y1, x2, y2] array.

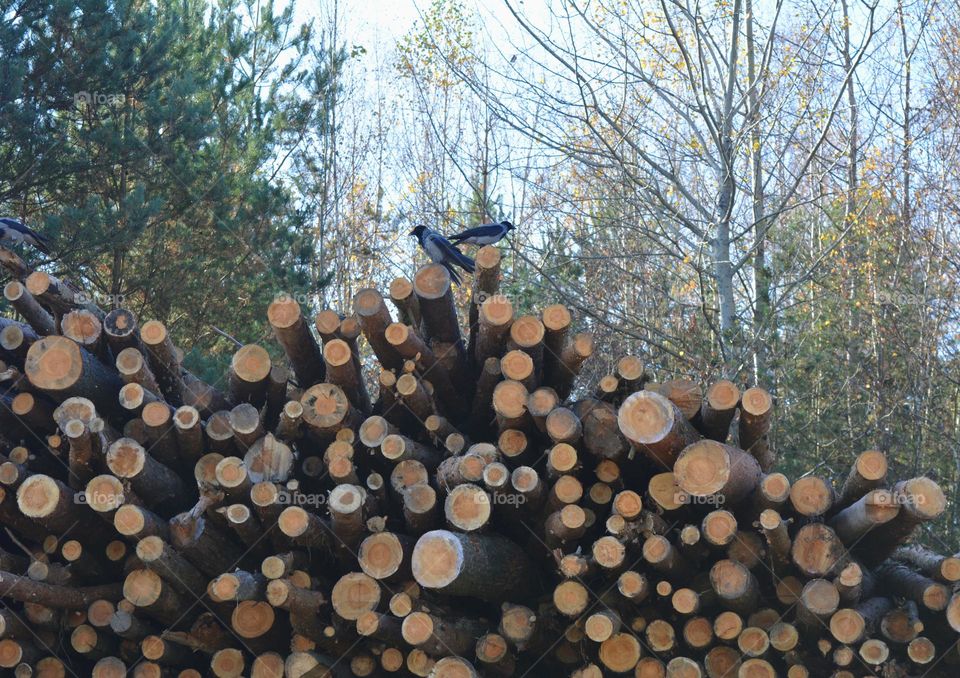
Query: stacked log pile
[[0, 243, 958, 677]]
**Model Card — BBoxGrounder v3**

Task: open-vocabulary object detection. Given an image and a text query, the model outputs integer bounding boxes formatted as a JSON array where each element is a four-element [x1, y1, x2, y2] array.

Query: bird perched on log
[[0, 218, 51, 254], [448, 219, 514, 246], [410, 224, 475, 285]]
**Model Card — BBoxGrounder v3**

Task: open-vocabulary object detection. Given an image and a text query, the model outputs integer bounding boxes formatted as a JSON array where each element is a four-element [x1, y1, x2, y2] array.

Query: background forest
[[3, 0, 959, 550]]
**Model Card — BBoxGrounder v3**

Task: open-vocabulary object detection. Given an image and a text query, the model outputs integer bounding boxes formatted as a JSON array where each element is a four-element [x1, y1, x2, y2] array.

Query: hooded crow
[[0, 218, 51, 254], [448, 220, 514, 246], [409, 224, 475, 285]]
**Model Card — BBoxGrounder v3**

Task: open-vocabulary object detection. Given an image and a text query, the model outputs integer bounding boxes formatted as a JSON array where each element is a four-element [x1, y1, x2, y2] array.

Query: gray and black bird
[[0, 218, 51, 254], [448, 219, 514, 246], [409, 224, 475, 285]]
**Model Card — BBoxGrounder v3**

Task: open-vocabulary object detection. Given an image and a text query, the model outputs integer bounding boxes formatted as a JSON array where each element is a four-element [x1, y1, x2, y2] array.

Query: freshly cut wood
[[891, 545, 960, 583], [414, 264, 462, 344], [139, 320, 185, 405], [791, 523, 845, 578], [855, 477, 946, 565], [697, 380, 740, 441], [788, 475, 834, 518], [4, 281, 56, 335], [598, 632, 641, 674], [550, 333, 594, 399], [709, 559, 759, 614], [105, 438, 190, 511], [229, 344, 272, 407], [618, 391, 699, 468], [61, 309, 104, 355], [673, 440, 762, 505], [299, 383, 356, 440], [412, 529, 536, 601], [659, 379, 701, 420], [267, 295, 325, 388], [25, 335, 124, 417], [828, 488, 899, 545], [738, 387, 773, 468], [836, 450, 887, 509]]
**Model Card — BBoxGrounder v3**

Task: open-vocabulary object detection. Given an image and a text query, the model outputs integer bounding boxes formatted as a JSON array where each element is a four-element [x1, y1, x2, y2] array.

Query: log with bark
[[0, 251, 956, 676]]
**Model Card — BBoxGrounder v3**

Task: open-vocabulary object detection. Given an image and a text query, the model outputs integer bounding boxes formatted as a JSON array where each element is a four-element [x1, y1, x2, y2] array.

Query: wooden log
[[277, 506, 331, 549], [330, 571, 381, 621], [618, 391, 699, 468], [106, 438, 190, 512], [389, 277, 422, 328], [659, 379, 701, 420], [875, 560, 950, 611], [697, 380, 740, 441], [384, 323, 461, 416], [402, 483, 440, 535], [170, 509, 244, 579], [102, 308, 140, 353], [16, 473, 106, 537], [139, 320, 185, 405], [674, 440, 762, 506], [855, 477, 946, 565], [115, 347, 161, 394], [401, 610, 486, 657], [229, 344, 271, 407], [891, 545, 960, 584], [540, 303, 571, 385], [550, 333, 594, 400], [61, 309, 104, 357], [267, 295, 325, 388], [139, 401, 180, 468], [181, 372, 230, 417], [599, 632, 641, 674], [299, 383, 357, 442], [835, 450, 887, 510], [791, 522, 846, 578], [354, 287, 404, 371], [788, 475, 834, 518], [414, 264, 462, 344], [475, 295, 513, 366], [738, 387, 773, 470], [24, 335, 124, 418], [114, 504, 169, 541], [795, 578, 839, 632], [828, 488, 899, 545], [4, 282, 56, 335], [412, 529, 537, 601], [709, 559, 758, 614]]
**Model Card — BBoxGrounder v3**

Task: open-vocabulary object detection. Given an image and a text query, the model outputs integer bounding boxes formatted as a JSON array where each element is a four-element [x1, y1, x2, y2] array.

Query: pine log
[[25, 335, 124, 418], [4, 282, 56, 335], [697, 380, 740, 442], [618, 391, 699, 468], [138, 320, 185, 405], [412, 529, 537, 601], [673, 440, 762, 506], [267, 296, 325, 388], [549, 333, 594, 400]]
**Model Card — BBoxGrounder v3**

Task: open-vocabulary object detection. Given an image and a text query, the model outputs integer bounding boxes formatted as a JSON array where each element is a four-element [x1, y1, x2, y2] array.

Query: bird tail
[[443, 262, 463, 286], [451, 246, 475, 273]]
